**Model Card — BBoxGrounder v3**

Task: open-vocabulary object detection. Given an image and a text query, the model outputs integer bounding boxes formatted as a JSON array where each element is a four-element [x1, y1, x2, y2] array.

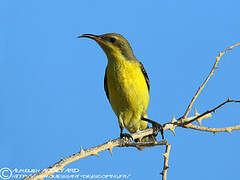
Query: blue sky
[[0, 0, 240, 180]]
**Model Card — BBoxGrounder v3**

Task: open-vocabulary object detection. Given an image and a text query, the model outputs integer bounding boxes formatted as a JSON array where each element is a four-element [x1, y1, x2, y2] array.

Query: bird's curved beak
[[77, 34, 102, 41]]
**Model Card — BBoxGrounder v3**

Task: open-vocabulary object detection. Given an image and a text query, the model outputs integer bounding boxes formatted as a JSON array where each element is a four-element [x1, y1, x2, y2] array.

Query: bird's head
[[77, 33, 136, 60]]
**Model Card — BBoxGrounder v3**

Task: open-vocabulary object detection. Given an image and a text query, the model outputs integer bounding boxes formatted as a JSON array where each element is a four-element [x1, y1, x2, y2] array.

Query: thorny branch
[[180, 98, 240, 126], [24, 43, 240, 180], [161, 144, 171, 180], [183, 124, 240, 134], [24, 132, 167, 180], [163, 98, 240, 135], [182, 43, 240, 119]]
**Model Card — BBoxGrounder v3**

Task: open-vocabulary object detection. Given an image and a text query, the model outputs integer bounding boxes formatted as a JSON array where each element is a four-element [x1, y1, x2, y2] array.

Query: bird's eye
[[109, 37, 116, 43]]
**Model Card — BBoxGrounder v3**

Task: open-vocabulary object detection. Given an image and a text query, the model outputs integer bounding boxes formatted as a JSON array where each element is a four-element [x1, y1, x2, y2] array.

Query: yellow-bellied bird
[[78, 33, 163, 149]]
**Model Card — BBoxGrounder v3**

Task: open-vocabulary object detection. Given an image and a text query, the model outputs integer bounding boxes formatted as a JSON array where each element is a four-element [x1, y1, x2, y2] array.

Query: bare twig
[[23, 129, 166, 180], [23, 104, 240, 180], [162, 98, 240, 136], [182, 43, 240, 119], [180, 98, 240, 126], [161, 144, 171, 180], [183, 124, 240, 134], [163, 112, 212, 135]]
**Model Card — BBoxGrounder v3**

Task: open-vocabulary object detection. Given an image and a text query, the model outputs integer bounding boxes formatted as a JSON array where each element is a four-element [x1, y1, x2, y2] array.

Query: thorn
[[163, 153, 167, 158], [160, 171, 163, 175], [171, 115, 177, 123], [197, 119, 202, 126], [169, 127, 176, 136], [213, 109, 216, 114], [226, 129, 232, 135], [80, 146, 85, 155], [194, 107, 199, 116], [108, 147, 113, 156], [227, 96, 230, 101], [213, 131, 216, 135], [107, 140, 113, 156]]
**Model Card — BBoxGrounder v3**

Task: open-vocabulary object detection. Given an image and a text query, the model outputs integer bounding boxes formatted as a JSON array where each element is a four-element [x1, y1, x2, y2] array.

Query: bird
[[77, 33, 163, 150]]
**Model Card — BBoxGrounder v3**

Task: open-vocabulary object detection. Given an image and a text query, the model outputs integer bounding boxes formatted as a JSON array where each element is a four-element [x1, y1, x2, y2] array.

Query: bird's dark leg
[[141, 117, 164, 139], [120, 125, 133, 141]]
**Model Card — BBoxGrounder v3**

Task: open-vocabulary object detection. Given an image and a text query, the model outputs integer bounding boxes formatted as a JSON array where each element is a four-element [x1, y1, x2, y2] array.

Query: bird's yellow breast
[[106, 53, 149, 133]]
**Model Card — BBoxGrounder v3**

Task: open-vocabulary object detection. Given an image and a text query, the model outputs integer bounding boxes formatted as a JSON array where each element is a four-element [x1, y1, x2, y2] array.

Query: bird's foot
[[152, 122, 164, 139], [141, 117, 165, 139], [120, 133, 133, 147], [120, 133, 133, 142]]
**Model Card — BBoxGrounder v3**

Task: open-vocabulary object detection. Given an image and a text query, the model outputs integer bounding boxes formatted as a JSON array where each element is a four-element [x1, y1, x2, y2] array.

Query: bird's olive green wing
[[104, 69, 110, 101], [139, 62, 150, 91]]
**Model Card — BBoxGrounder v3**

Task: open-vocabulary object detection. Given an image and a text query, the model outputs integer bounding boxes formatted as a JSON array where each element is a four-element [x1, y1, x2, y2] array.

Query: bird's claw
[[152, 122, 164, 139], [141, 117, 165, 139], [120, 133, 133, 142]]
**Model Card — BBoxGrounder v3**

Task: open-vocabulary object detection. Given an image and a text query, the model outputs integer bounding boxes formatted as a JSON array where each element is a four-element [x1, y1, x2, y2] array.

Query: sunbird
[[78, 33, 163, 149]]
